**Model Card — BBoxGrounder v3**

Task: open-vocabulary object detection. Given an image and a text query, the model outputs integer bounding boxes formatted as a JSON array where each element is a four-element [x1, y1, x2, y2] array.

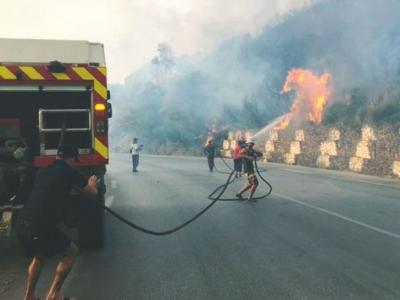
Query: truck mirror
[[107, 90, 111, 100], [107, 103, 112, 119]]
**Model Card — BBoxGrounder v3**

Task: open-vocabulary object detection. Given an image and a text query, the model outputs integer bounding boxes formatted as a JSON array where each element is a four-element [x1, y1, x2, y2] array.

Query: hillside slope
[[110, 0, 400, 153]]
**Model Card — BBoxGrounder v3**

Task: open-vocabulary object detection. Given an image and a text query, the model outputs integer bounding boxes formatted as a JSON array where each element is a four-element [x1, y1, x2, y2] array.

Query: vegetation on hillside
[[110, 0, 400, 154], [323, 88, 400, 127]]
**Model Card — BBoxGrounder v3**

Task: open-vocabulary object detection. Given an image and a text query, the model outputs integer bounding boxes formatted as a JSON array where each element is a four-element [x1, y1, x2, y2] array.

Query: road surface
[[2, 153, 400, 299]]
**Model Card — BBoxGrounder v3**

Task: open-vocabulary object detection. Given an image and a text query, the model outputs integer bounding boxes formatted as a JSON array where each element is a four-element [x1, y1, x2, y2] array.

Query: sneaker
[[248, 198, 258, 202], [236, 193, 244, 200]]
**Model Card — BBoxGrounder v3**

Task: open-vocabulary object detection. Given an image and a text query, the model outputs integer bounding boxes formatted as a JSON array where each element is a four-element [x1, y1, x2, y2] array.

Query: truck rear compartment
[[0, 90, 92, 156], [0, 39, 108, 245]]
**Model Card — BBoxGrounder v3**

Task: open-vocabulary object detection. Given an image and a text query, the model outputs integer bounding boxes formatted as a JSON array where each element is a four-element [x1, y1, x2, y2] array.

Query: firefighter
[[236, 140, 263, 202], [16, 145, 98, 300], [203, 139, 216, 172]]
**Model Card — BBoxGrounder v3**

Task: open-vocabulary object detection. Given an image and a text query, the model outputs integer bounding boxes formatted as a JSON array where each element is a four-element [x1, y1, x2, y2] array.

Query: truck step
[[0, 204, 23, 212]]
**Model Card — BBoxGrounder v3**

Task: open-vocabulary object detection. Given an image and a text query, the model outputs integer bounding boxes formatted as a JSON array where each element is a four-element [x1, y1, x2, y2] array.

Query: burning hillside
[[275, 69, 332, 130]]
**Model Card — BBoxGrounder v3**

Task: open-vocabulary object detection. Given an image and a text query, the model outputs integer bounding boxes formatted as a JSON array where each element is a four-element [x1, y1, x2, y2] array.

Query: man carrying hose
[[16, 145, 98, 300], [236, 139, 263, 202]]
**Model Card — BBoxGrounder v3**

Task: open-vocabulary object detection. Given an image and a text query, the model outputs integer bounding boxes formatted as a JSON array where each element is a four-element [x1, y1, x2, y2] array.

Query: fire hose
[[102, 159, 272, 235], [220, 155, 234, 171], [215, 155, 268, 174], [208, 159, 272, 201], [213, 159, 232, 174], [103, 170, 235, 235]]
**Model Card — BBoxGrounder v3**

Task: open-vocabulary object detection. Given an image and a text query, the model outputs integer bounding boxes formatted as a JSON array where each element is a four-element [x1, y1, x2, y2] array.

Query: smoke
[[110, 0, 400, 152], [280, 0, 400, 98], [102, 0, 317, 83], [1, 0, 313, 83]]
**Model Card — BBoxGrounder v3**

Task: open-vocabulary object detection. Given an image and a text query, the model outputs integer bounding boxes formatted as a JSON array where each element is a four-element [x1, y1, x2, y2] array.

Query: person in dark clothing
[[236, 140, 263, 202], [16, 145, 98, 300], [203, 139, 216, 172]]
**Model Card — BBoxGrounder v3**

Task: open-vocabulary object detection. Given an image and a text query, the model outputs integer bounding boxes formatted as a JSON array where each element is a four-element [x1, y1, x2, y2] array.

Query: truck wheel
[[78, 193, 105, 249]]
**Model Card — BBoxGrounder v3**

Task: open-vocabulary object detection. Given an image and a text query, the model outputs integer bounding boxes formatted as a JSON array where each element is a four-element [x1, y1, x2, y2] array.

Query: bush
[[323, 89, 368, 127], [370, 99, 400, 124], [323, 91, 400, 127], [323, 102, 349, 125]]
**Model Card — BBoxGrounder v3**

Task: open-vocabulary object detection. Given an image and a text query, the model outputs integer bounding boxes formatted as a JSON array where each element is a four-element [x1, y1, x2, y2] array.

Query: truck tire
[[78, 193, 105, 249], [77, 168, 106, 249]]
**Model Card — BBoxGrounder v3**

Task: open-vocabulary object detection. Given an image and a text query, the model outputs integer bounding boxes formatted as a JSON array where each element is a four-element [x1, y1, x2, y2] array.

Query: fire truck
[[0, 38, 111, 248]]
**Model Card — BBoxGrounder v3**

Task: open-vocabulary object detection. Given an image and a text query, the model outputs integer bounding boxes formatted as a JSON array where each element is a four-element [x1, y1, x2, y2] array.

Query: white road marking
[[273, 192, 400, 241], [282, 168, 311, 175], [342, 178, 395, 188], [279, 168, 399, 189], [105, 195, 115, 207]]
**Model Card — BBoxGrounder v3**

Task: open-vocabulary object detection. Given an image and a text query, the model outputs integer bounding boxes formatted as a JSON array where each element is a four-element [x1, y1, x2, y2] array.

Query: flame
[[275, 69, 332, 130]]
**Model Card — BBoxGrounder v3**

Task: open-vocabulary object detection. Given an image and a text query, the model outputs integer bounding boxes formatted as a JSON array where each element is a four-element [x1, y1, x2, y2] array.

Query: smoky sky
[[1, 0, 314, 83], [109, 0, 400, 150]]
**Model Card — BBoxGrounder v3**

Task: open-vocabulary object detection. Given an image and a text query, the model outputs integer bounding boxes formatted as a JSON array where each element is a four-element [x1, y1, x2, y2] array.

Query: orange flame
[[275, 69, 332, 130]]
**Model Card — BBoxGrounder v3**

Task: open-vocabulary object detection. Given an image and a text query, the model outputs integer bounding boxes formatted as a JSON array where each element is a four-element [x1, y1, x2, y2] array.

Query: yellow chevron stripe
[[20, 66, 44, 80], [95, 138, 109, 160], [98, 67, 107, 77], [72, 67, 107, 99], [52, 72, 70, 80], [0, 66, 16, 79]]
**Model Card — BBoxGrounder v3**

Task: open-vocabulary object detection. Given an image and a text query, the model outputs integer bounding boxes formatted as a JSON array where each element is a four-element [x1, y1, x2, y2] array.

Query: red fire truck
[[0, 38, 111, 248]]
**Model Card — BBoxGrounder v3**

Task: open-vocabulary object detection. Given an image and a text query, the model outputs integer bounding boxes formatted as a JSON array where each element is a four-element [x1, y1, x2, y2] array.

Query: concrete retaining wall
[[224, 125, 400, 179]]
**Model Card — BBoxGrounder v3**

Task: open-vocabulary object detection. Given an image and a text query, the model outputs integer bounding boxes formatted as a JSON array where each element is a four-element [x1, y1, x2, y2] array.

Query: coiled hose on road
[[103, 159, 272, 235], [208, 160, 272, 201]]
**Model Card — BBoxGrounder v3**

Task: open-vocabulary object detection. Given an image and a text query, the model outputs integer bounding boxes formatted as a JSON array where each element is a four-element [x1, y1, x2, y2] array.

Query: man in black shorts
[[203, 139, 216, 172], [236, 140, 263, 202], [16, 145, 98, 300]]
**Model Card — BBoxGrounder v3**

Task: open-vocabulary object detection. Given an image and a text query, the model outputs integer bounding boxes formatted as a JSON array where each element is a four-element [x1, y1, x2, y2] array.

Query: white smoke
[[1, 0, 316, 83]]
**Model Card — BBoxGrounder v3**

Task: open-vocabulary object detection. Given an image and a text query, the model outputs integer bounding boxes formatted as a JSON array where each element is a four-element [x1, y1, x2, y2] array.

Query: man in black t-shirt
[[16, 145, 98, 300], [236, 140, 263, 202]]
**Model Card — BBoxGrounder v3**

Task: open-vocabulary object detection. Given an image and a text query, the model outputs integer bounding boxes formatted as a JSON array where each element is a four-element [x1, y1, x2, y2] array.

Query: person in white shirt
[[130, 138, 143, 172]]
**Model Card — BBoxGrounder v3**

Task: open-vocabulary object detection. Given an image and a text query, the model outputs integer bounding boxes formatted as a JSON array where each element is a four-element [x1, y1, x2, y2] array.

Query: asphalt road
[[2, 153, 400, 300]]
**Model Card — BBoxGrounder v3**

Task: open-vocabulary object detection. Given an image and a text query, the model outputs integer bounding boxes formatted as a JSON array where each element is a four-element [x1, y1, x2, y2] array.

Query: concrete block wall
[[223, 130, 256, 158], [316, 128, 341, 168], [223, 124, 400, 179]]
